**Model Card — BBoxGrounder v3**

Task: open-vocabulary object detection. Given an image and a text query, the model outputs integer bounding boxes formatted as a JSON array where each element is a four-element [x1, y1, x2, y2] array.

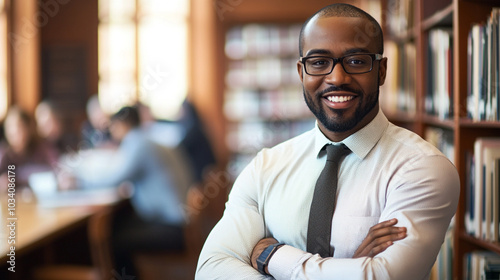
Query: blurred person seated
[[78, 106, 194, 277], [80, 94, 114, 149], [137, 99, 216, 184], [0, 106, 58, 191], [177, 99, 217, 183], [136, 101, 186, 148], [35, 100, 77, 157]]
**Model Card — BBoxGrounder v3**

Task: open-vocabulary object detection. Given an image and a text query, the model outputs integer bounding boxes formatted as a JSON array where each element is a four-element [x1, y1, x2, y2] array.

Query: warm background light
[[98, 0, 189, 120], [0, 0, 8, 121]]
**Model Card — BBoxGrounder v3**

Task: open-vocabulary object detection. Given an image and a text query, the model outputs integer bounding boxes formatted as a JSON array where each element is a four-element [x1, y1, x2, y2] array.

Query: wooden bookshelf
[[383, 0, 500, 278]]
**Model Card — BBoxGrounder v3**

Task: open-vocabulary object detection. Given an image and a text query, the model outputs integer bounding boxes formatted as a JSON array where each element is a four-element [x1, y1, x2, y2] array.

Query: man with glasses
[[196, 3, 459, 280]]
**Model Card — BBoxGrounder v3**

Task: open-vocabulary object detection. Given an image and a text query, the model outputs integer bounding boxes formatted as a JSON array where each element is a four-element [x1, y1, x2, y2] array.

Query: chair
[[32, 204, 118, 280]]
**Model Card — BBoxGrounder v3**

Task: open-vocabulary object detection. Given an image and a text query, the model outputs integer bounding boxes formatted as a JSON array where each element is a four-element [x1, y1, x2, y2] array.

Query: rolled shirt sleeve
[[196, 154, 272, 279]]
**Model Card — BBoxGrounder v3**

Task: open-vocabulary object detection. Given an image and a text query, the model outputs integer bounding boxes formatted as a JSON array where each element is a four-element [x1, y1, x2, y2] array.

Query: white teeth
[[327, 96, 354, 103]]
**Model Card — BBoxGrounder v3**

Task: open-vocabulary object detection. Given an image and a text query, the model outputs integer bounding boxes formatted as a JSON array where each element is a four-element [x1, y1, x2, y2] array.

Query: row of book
[[225, 57, 300, 90], [424, 127, 454, 164], [226, 118, 314, 177], [380, 41, 417, 115], [224, 23, 314, 177], [467, 8, 500, 122], [225, 24, 302, 60], [464, 251, 500, 280], [382, 27, 454, 120], [432, 221, 454, 280], [425, 128, 454, 280], [465, 138, 500, 242], [224, 87, 311, 121], [425, 28, 454, 120], [226, 119, 314, 154], [385, 0, 414, 39]]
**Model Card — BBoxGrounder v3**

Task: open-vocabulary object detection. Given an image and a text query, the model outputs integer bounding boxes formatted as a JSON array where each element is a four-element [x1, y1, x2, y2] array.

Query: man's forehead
[[305, 15, 369, 35], [302, 16, 379, 53]]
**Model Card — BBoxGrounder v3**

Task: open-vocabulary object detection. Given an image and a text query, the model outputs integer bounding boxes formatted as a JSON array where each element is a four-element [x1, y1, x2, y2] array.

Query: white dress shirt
[[196, 108, 459, 280]]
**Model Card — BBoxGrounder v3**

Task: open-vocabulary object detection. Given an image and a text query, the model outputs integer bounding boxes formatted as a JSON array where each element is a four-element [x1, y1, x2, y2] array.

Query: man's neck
[[319, 105, 379, 142]]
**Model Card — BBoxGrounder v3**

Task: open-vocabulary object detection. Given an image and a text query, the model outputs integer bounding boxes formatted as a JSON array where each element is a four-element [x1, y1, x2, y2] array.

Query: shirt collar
[[314, 107, 389, 159]]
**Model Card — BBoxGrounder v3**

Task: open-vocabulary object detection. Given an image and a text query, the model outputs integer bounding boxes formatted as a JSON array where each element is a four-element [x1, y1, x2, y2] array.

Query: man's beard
[[303, 85, 379, 133]]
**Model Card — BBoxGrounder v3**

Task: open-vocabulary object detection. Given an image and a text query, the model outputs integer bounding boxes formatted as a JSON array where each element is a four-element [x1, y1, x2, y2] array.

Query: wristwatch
[[256, 242, 284, 275]]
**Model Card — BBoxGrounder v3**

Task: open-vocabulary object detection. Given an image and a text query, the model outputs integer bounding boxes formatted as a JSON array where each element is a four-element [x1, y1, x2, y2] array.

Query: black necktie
[[307, 144, 351, 257]]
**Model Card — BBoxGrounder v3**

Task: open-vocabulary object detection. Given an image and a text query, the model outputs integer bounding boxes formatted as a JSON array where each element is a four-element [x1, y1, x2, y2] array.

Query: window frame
[[98, 0, 190, 120]]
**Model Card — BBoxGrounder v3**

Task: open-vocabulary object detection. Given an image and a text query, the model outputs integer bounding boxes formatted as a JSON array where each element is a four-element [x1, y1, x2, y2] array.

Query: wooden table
[[0, 201, 101, 263], [0, 191, 124, 279]]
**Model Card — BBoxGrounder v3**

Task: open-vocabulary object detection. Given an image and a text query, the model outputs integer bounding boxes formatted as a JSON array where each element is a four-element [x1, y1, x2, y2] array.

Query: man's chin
[[318, 115, 358, 133]]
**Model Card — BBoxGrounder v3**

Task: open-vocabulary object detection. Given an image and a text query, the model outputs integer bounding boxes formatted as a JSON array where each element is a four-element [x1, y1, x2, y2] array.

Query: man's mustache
[[316, 85, 362, 97]]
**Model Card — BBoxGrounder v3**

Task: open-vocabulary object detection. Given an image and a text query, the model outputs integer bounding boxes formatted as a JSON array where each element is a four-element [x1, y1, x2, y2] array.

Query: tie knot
[[325, 144, 351, 162]]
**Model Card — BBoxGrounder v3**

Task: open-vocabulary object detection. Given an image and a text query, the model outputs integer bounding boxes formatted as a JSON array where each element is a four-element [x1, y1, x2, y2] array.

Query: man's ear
[[378, 57, 388, 86], [297, 60, 304, 83]]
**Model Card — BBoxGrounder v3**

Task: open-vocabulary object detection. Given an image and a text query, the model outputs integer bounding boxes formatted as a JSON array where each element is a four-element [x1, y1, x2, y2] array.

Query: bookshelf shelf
[[382, 110, 417, 123], [421, 3, 454, 31], [460, 231, 500, 255], [459, 119, 500, 129], [422, 114, 455, 129]]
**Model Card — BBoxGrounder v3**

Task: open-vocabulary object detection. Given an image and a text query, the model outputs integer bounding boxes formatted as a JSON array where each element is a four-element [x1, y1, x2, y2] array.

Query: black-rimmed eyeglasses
[[299, 53, 383, 75]]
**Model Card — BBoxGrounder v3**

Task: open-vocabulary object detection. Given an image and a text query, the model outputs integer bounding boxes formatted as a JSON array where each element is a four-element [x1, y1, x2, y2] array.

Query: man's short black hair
[[299, 3, 384, 56], [111, 106, 140, 128]]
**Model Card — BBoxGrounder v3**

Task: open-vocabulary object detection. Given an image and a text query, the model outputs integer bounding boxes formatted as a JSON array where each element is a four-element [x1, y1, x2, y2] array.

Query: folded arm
[[266, 155, 459, 280], [251, 218, 407, 274], [195, 157, 271, 279]]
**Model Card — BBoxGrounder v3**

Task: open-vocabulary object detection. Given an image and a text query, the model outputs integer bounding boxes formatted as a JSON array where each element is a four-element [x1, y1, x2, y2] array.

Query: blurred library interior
[[0, 0, 500, 279]]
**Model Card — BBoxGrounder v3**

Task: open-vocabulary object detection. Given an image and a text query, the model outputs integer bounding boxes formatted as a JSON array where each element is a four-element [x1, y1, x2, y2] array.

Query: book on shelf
[[385, 0, 414, 39], [424, 127, 454, 164], [380, 41, 416, 116], [424, 125, 457, 280], [225, 24, 300, 59], [426, 28, 453, 120], [464, 251, 500, 280], [465, 151, 475, 236], [432, 219, 454, 280], [467, 8, 500, 122], [466, 138, 500, 242], [224, 87, 310, 122], [225, 118, 314, 177]]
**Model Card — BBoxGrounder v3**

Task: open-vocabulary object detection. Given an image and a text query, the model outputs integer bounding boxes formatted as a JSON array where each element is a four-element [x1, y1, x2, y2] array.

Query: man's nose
[[323, 61, 351, 85]]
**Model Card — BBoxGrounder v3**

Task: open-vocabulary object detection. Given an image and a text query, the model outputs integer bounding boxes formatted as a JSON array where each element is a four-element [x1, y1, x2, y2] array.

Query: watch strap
[[256, 242, 284, 275]]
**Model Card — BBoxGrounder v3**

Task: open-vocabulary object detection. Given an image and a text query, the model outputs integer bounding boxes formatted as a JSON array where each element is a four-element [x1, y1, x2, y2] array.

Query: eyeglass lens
[[305, 54, 374, 75]]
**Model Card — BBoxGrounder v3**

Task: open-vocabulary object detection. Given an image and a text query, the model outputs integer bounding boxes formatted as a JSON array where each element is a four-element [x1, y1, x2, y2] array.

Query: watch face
[[256, 243, 283, 275], [257, 247, 271, 274]]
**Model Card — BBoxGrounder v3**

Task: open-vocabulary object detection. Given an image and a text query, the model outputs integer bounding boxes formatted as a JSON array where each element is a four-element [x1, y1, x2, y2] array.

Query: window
[[0, 0, 8, 120], [98, 0, 189, 120]]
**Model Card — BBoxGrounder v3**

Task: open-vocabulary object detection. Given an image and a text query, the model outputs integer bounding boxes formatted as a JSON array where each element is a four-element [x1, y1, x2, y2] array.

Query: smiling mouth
[[325, 95, 355, 103]]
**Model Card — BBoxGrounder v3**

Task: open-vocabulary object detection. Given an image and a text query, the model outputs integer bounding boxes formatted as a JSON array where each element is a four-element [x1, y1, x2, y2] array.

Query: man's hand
[[353, 218, 407, 258], [250, 218, 405, 274], [250, 237, 278, 273]]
